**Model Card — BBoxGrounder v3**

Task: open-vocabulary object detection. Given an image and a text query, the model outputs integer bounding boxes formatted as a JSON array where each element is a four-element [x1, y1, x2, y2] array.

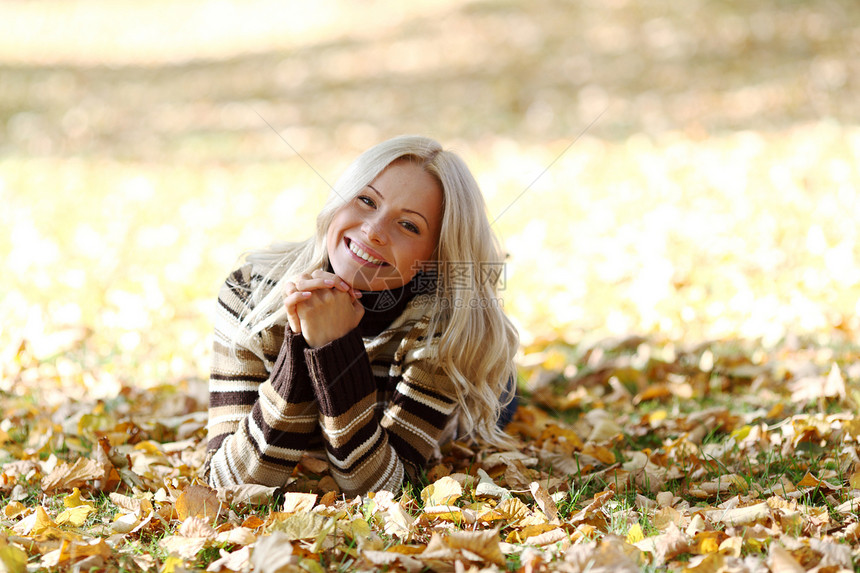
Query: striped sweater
[[204, 263, 459, 496]]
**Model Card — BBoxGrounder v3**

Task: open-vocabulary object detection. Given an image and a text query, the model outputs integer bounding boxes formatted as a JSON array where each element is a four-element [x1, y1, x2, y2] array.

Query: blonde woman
[[205, 135, 519, 496]]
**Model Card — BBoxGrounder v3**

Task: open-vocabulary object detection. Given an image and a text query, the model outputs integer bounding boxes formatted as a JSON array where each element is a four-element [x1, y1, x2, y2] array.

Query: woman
[[205, 135, 518, 496]]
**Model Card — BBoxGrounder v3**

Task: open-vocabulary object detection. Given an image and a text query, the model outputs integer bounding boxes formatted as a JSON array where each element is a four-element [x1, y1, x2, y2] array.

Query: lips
[[346, 238, 388, 266]]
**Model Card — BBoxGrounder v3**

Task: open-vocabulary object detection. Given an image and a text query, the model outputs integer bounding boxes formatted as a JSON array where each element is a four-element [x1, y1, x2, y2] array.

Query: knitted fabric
[[204, 263, 459, 495]]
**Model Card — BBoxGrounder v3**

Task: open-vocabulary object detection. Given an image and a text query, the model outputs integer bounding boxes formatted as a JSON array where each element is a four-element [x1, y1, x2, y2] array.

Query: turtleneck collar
[[356, 271, 437, 338]]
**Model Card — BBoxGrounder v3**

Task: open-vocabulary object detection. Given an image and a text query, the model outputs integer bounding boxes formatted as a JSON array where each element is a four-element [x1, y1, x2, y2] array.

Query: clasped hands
[[284, 269, 364, 348]]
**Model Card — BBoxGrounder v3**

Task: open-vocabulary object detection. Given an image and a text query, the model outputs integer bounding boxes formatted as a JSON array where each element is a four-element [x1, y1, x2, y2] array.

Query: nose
[[362, 216, 387, 245]]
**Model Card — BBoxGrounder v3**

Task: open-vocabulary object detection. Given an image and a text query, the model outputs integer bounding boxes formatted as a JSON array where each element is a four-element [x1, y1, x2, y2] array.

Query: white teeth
[[349, 241, 384, 265]]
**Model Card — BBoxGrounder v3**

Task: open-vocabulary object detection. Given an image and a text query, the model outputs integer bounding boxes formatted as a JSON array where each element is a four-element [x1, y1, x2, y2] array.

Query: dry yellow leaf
[[62, 488, 88, 508], [269, 512, 332, 540], [12, 505, 56, 536], [111, 513, 139, 534], [626, 523, 644, 544], [653, 507, 685, 530], [691, 531, 726, 554], [539, 424, 584, 452], [420, 475, 462, 507], [683, 552, 725, 573], [0, 536, 28, 573], [178, 516, 217, 539], [583, 443, 617, 464], [55, 504, 95, 527], [215, 526, 257, 546], [3, 501, 27, 519]]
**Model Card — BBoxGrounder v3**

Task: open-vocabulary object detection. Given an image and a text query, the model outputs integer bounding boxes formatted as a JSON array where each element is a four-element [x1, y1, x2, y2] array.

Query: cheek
[[410, 239, 437, 264]]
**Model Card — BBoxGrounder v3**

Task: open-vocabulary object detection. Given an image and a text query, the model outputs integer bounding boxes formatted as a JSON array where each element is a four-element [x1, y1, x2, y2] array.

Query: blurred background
[[1, 0, 859, 400]]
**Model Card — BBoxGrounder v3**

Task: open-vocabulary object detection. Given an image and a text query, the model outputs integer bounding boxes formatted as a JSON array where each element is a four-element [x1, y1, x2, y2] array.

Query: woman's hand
[[296, 286, 365, 347], [284, 270, 362, 338]]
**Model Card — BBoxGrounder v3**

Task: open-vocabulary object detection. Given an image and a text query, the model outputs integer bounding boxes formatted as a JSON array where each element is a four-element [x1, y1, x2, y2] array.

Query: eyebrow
[[367, 184, 430, 228]]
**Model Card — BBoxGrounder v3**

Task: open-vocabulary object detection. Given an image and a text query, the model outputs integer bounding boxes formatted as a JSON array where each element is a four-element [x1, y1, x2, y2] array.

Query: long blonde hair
[[237, 135, 519, 446]]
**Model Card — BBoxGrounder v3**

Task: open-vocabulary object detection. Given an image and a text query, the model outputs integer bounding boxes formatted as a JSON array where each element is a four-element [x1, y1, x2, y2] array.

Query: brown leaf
[[40, 458, 105, 493], [109, 492, 154, 517], [529, 481, 559, 523], [299, 454, 329, 474], [445, 529, 506, 567], [175, 484, 220, 523]]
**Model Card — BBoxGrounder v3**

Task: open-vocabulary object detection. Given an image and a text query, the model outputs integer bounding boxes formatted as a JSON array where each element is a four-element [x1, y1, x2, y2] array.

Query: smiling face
[[326, 159, 443, 291]]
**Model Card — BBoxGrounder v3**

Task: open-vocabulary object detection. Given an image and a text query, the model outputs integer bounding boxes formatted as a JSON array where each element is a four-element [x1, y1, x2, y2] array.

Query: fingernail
[[302, 291, 312, 297], [340, 281, 349, 290], [324, 279, 334, 286]]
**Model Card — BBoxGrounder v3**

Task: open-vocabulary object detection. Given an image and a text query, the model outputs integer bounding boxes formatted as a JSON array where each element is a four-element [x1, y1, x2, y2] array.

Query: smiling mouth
[[346, 239, 388, 266]]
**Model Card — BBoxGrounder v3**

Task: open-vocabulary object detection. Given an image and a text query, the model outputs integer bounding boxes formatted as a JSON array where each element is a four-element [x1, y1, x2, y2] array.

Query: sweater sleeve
[[205, 267, 321, 489], [304, 327, 458, 496]]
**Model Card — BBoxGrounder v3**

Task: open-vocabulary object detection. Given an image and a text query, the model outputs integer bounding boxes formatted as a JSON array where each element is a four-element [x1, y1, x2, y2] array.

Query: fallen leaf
[[420, 475, 462, 507], [281, 492, 317, 514], [206, 546, 251, 573], [769, 544, 805, 573], [40, 458, 105, 493], [55, 504, 95, 527], [529, 481, 559, 523], [0, 536, 28, 573], [703, 502, 769, 526], [175, 484, 220, 523], [626, 523, 644, 544], [250, 531, 299, 573], [446, 529, 506, 566], [268, 512, 332, 540], [217, 483, 278, 506]]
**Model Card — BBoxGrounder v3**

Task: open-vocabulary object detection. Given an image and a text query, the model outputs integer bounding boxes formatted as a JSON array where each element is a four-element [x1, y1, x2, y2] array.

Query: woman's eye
[[401, 221, 420, 234], [357, 195, 376, 208]]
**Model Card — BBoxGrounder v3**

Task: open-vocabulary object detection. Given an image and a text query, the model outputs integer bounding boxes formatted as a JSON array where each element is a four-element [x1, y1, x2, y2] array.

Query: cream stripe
[[394, 381, 455, 413], [381, 408, 436, 447], [326, 426, 382, 469], [322, 403, 375, 439], [208, 413, 248, 429], [259, 388, 317, 424], [247, 413, 306, 460], [210, 380, 261, 392], [368, 455, 403, 493]]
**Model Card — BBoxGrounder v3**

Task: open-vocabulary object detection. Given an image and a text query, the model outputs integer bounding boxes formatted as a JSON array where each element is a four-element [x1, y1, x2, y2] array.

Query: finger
[[311, 269, 352, 292], [284, 291, 311, 334], [293, 277, 339, 292]]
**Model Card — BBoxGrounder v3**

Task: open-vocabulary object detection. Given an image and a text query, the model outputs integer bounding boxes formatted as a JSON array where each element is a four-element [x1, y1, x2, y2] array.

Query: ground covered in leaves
[[1, 335, 860, 572]]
